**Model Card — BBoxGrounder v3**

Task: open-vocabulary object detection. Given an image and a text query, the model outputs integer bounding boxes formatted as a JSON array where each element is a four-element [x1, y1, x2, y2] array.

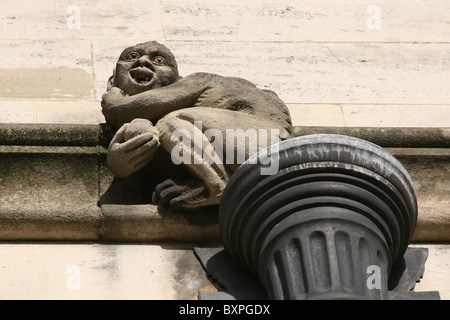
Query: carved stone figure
[[102, 41, 293, 211]]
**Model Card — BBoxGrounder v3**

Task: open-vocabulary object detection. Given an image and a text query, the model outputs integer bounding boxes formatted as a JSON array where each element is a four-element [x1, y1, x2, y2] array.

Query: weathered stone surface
[[0, 145, 103, 240], [0, 100, 104, 125], [0, 243, 215, 300], [340, 105, 450, 128], [1, 1, 450, 128], [0, 206, 101, 240], [413, 205, 450, 242], [0, 39, 92, 71], [391, 149, 450, 242], [0, 123, 448, 242], [387, 150, 450, 242], [33, 101, 104, 124], [295, 127, 450, 148], [0, 101, 35, 123], [0, 68, 93, 100], [0, 123, 100, 146], [101, 204, 219, 242], [166, 42, 450, 105], [0, 0, 163, 41], [162, 0, 450, 43]]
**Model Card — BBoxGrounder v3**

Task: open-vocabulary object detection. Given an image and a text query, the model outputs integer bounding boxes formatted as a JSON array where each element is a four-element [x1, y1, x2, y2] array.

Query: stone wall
[[0, 123, 448, 241]]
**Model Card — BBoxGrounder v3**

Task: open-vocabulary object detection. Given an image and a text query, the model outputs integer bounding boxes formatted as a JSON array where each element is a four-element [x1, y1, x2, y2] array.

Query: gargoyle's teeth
[[130, 68, 154, 84], [136, 77, 151, 84]]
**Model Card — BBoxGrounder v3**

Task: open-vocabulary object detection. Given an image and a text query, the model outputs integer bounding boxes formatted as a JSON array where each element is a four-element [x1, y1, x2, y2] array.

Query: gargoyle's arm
[[102, 73, 212, 127]]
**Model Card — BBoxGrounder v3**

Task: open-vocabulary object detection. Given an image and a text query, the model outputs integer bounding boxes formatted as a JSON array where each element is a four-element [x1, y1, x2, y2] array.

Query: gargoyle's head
[[109, 41, 179, 96]]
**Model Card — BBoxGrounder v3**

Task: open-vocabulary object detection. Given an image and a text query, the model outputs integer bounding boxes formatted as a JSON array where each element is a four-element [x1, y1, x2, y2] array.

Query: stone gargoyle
[[101, 41, 293, 211]]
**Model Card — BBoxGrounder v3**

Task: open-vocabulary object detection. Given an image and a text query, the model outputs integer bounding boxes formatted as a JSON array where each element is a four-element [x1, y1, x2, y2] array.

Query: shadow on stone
[[387, 246, 440, 299], [99, 149, 191, 206], [194, 247, 267, 300]]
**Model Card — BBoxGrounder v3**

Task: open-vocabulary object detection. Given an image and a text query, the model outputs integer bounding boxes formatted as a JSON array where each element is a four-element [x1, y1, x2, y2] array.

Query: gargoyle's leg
[[155, 108, 231, 209], [154, 107, 289, 210]]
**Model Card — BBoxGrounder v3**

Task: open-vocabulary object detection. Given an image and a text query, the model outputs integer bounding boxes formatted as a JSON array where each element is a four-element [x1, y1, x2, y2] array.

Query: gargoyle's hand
[[107, 122, 160, 178], [101, 87, 126, 127]]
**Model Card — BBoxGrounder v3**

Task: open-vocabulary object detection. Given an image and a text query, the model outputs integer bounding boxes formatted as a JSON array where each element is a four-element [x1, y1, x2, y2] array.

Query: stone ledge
[[0, 204, 219, 242], [100, 204, 219, 242], [0, 123, 448, 242], [0, 206, 102, 240], [0, 123, 114, 147], [413, 204, 450, 242], [295, 126, 450, 148]]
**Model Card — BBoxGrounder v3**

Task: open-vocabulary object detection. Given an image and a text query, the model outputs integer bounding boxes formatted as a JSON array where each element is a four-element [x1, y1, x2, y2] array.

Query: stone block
[[101, 204, 219, 242], [0, 124, 104, 240], [162, 0, 450, 42], [0, 146, 103, 240]]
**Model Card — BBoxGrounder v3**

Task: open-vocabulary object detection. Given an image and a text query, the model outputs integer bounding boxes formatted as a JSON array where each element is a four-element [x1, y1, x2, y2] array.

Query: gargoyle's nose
[[133, 56, 154, 70]]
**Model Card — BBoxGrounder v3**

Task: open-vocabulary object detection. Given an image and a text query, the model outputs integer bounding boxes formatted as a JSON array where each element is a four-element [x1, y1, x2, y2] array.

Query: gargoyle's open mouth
[[129, 67, 154, 85]]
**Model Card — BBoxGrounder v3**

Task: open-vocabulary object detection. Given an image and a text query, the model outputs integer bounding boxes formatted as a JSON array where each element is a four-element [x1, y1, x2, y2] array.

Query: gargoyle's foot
[[152, 178, 217, 211]]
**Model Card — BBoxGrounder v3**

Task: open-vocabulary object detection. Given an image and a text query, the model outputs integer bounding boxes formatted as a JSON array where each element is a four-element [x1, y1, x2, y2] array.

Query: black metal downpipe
[[219, 134, 418, 300]]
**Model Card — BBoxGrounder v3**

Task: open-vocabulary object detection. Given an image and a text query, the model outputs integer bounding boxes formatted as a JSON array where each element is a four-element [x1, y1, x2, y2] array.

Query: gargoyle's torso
[[181, 73, 293, 135]]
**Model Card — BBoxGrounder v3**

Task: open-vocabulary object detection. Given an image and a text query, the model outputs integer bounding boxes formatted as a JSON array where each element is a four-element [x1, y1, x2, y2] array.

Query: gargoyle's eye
[[125, 52, 140, 61], [152, 56, 166, 65]]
